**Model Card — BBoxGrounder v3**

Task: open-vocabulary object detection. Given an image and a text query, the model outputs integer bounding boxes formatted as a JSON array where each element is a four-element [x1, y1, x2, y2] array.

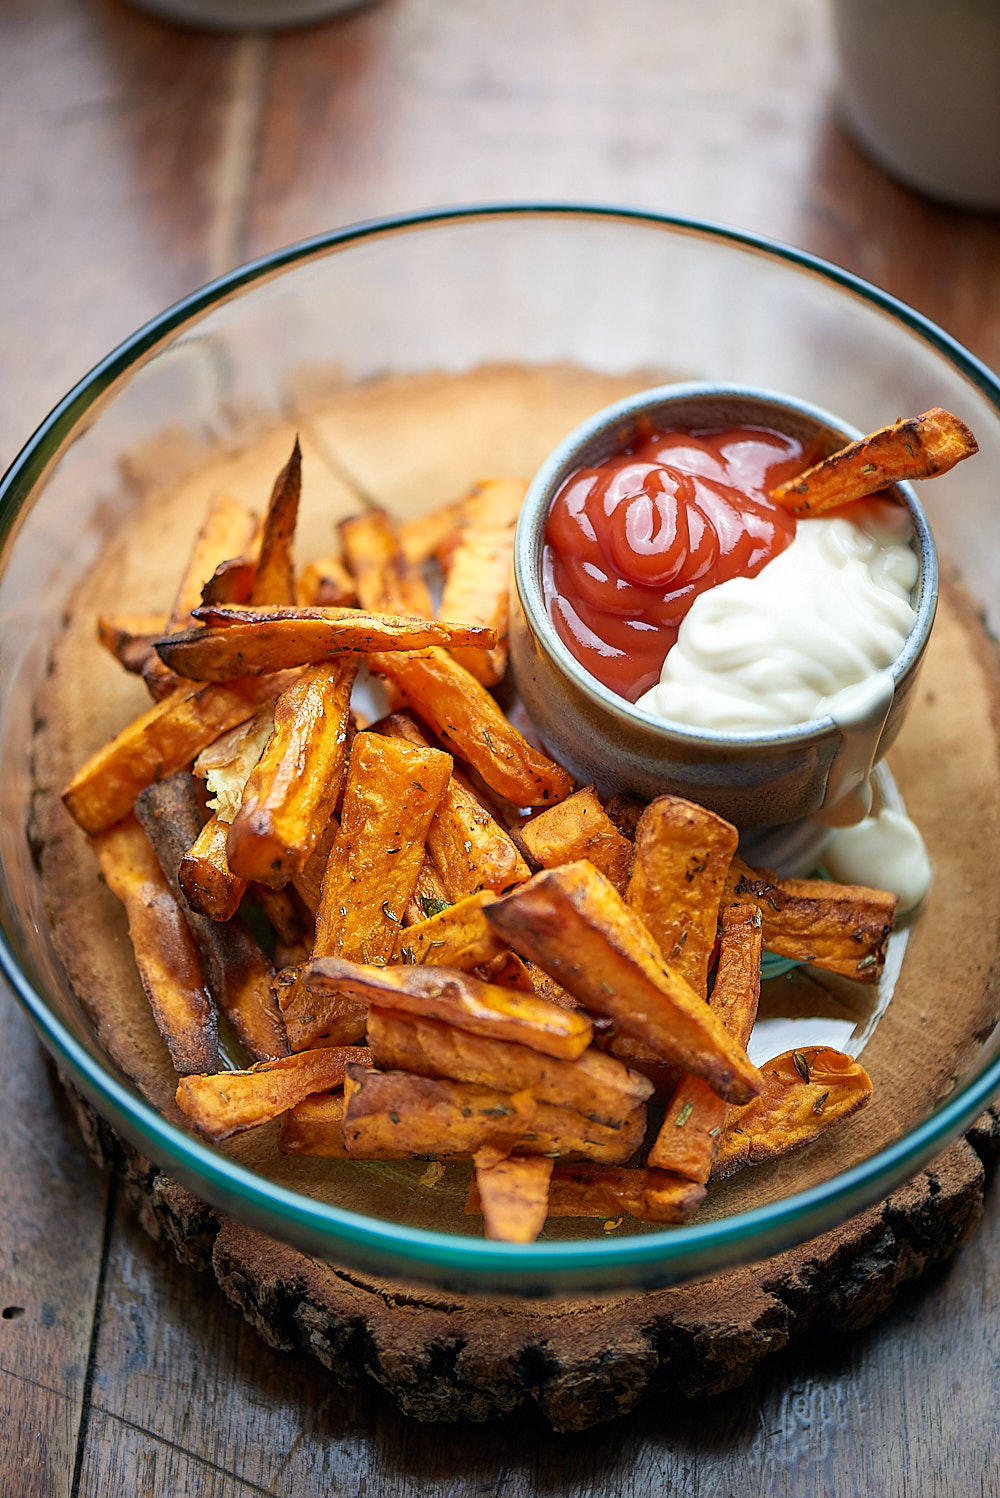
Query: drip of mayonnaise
[[636, 501, 919, 731], [824, 809, 932, 914]]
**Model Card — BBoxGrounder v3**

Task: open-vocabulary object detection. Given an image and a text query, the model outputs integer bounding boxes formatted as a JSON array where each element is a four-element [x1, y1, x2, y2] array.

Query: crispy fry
[[175, 1045, 369, 1142], [275, 964, 369, 1050], [278, 1091, 351, 1156], [626, 795, 739, 997], [539, 1164, 706, 1223], [647, 902, 763, 1179], [395, 890, 506, 969], [476, 950, 535, 992], [712, 1047, 873, 1179], [144, 493, 258, 699], [337, 511, 572, 809], [770, 407, 978, 513], [520, 786, 633, 894], [292, 811, 341, 916], [201, 553, 256, 607], [366, 1007, 653, 1126], [250, 437, 301, 605], [312, 732, 453, 964], [370, 647, 574, 808], [341, 1065, 645, 1163], [725, 855, 896, 982], [179, 812, 248, 921], [155, 606, 496, 680], [226, 658, 357, 886], [94, 814, 218, 1075], [398, 499, 467, 568], [472, 1151, 553, 1242], [135, 776, 288, 1061], [485, 862, 763, 1104], [306, 958, 594, 1060], [63, 674, 293, 837], [438, 477, 527, 685], [379, 713, 530, 899], [193, 707, 274, 823], [297, 551, 357, 608], [340, 508, 435, 619], [97, 613, 167, 675]]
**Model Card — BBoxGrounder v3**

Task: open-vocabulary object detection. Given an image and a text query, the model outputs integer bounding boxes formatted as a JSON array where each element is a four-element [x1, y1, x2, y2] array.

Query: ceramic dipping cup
[[509, 382, 938, 830]]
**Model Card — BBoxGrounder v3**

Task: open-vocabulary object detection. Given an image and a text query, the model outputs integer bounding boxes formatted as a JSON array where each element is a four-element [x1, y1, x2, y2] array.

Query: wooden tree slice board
[[24, 362, 1000, 1428], [63, 1079, 1000, 1430]]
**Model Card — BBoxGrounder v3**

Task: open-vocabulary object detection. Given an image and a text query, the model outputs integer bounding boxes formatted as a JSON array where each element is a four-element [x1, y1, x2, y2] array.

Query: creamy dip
[[636, 500, 919, 731]]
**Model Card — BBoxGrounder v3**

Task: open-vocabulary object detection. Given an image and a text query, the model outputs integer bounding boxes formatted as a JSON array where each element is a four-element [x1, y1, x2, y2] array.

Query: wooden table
[[3, 2, 1000, 1492]]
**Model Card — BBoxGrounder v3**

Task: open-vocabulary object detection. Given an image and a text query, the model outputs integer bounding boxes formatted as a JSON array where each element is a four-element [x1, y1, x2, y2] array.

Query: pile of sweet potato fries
[[64, 418, 963, 1243]]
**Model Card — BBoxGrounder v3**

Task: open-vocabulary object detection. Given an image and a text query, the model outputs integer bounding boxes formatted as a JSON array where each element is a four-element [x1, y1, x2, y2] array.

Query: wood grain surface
[[4, 0, 1000, 1494]]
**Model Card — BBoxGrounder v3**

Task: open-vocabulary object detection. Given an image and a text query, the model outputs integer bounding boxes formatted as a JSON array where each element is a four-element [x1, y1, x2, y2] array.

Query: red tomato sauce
[[542, 425, 807, 700]]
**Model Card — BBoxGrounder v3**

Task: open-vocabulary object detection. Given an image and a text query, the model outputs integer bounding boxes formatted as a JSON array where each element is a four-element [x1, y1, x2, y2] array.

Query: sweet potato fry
[[341, 1065, 645, 1163], [398, 499, 467, 568], [366, 1007, 653, 1126], [201, 553, 256, 607], [340, 508, 435, 619], [379, 713, 530, 899], [63, 674, 293, 837], [94, 815, 218, 1075], [538, 1164, 706, 1223], [725, 855, 896, 982], [485, 862, 763, 1104], [438, 477, 527, 685], [155, 606, 495, 680], [297, 551, 357, 608], [395, 890, 507, 969], [278, 1091, 351, 1156], [312, 732, 453, 964], [179, 812, 248, 921], [135, 775, 288, 1061], [225, 658, 357, 886], [291, 811, 341, 916], [626, 795, 739, 997], [144, 493, 258, 699], [520, 786, 633, 894], [175, 1045, 369, 1142], [193, 708, 274, 823], [476, 950, 535, 992], [472, 1151, 553, 1242], [305, 958, 594, 1060], [336, 513, 572, 809], [647, 902, 763, 1179], [98, 613, 167, 675], [250, 437, 301, 605], [370, 647, 574, 808], [770, 407, 978, 513], [712, 1046, 873, 1179], [275, 964, 369, 1051]]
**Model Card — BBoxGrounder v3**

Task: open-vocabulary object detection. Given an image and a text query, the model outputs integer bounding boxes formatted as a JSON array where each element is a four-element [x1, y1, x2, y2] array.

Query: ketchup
[[542, 425, 807, 701]]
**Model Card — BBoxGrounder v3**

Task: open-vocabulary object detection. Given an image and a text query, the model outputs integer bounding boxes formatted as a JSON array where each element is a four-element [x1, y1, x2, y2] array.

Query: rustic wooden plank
[[0, 0, 238, 467], [0, 984, 110, 1498], [248, 0, 1000, 380]]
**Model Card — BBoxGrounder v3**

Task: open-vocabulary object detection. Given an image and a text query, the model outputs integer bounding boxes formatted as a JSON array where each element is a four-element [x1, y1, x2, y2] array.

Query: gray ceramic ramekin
[[510, 382, 938, 829]]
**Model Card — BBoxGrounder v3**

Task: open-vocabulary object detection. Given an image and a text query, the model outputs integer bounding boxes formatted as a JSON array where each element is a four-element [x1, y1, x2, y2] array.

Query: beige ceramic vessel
[[510, 382, 938, 829]]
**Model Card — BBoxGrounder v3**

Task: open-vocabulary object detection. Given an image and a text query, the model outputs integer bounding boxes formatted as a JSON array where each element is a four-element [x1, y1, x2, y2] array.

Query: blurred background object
[[833, 0, 1000, 209], [130, 0, 375, 27]]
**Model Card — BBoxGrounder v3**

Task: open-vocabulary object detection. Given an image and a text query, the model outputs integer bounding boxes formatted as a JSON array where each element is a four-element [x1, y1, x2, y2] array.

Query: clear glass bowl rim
[[3, 200, 1000, 1291]]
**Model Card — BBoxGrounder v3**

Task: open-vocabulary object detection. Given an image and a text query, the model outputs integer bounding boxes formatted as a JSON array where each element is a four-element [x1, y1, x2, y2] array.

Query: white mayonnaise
[[636, 501, 919, 731], [824, 808, 932, 914]]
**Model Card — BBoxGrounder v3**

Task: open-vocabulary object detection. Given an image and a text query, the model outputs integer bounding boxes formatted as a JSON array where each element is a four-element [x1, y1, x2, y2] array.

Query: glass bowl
[[3, 204, 1000, 1297]]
